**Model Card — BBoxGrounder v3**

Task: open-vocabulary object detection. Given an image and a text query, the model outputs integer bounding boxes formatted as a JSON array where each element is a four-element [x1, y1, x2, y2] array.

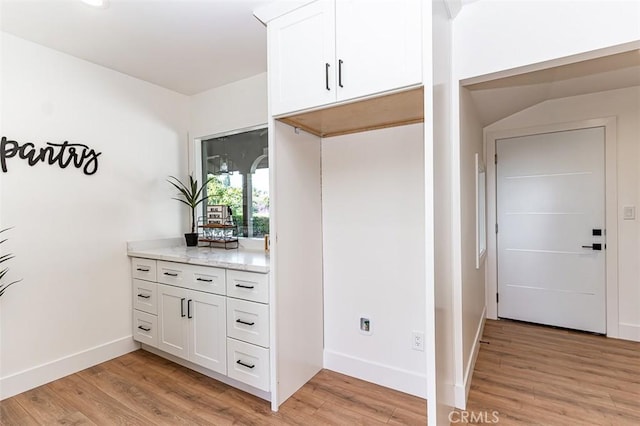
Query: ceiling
[[464, 49, 640, 126], [0, 0, 274, 95]]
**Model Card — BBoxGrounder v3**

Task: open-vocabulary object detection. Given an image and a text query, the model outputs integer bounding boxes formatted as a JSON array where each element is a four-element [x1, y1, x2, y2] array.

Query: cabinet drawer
[[133, 310, 158, 348], [227, 298, 269, 348], [226, 270, 269, 303], [133, 279, 157, 315], [226, 338, 270, 391], [157, 261, 186, 286], [184, 264, 226, 296], [131, 258, 157, 282]]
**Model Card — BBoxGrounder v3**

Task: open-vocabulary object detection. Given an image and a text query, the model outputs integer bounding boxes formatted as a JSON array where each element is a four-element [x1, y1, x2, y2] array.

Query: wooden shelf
[[199, 223, 236, 229], [278, 86, 424, 138]]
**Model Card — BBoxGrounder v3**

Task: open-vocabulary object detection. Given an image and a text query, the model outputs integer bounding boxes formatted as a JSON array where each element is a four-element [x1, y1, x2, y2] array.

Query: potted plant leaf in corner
[[168, 175, 212, 247], [0, 227, 21, 297]]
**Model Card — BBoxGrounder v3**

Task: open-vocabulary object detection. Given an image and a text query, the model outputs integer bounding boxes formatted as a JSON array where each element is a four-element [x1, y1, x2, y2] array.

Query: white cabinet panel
[[226, 270, 269, 303], [133, 279, 157, 315], [131, 258, 157, 282], [189, 291, 227, 374], [157, 283, 189, 359], [335, 0, 422, 101], [227, 338, 270, 391], [133, 310, 158, 347], [185, 265, 226, 295], [269, 0, 336, 115], [227, 298, 270, 348], [157, 261, 186, 287]]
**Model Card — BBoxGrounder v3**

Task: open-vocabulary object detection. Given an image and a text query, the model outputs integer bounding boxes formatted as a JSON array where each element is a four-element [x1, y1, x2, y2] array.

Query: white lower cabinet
[[157, 283, 226, 374], [130, 257, 270, 397], [227, 337, 270, 391]]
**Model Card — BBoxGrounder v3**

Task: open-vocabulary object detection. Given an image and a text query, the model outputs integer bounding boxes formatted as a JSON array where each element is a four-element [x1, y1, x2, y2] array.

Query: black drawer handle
[[236, 319, 255, 326], [137, 294, 151, 299], [180, 298, 186, 317], [196, 278, 213, 282], [237, 360, 255, 369], [235, 284, 255, 289], [338, 59, 344, 88], [137, 325, 151, 332], [164, 272, 179, 277], [136, 267, 150, 272], [187, 299, 193, 319]]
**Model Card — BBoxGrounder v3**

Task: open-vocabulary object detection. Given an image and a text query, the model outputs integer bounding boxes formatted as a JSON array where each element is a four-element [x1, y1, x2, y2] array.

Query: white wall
[[454, 0, 640, 82], [0, 33, 189, 398], [322, 123, 427, 398], [485, 87, 640, 342], [190, 73, 267, 139], [455, 87, 485, 405]]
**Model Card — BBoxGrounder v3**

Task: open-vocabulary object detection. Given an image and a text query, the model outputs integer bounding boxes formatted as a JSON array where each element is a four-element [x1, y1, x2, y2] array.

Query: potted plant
[[168, 175, 212, 247], [0, 228, 21, 297]]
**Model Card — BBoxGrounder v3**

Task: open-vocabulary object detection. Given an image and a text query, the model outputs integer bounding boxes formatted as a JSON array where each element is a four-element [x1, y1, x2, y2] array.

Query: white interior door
[[496, 127, 605, 333]]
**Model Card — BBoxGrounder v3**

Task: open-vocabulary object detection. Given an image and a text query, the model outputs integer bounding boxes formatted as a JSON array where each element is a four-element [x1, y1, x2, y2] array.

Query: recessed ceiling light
[[81, 0, 110, 9]]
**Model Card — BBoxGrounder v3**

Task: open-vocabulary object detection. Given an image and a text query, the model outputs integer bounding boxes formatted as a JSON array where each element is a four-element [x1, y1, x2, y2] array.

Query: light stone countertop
[[127, 238, 270, 273]]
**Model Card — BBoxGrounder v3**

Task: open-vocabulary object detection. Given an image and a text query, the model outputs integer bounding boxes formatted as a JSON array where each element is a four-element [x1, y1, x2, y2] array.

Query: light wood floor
[[462, 319, 640, 425], [2, 319, 639, 425], [0, 349, 427, 425]]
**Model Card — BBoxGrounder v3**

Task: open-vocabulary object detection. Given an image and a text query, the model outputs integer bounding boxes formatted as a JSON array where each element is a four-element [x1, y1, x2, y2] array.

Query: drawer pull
[[137, 325, 151, 332], [137, 294, 151, 299], [136, 267, 150, 272], [164, 272, 179, 277], [237, 359, 255, 369], [187, 299, 193, 319], [235, 283, 255, 289], [196, 277, 213, 282], [180, 298, 186, 317], [236, 319, 255, 326]]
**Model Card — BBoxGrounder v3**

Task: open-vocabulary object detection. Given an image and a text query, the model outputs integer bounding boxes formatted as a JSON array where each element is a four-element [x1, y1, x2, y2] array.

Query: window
[[201, 128, 269, 238]]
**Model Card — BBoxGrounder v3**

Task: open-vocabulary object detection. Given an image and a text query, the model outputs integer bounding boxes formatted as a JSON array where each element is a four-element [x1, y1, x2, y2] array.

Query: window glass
[[201, 128, 269, 238]]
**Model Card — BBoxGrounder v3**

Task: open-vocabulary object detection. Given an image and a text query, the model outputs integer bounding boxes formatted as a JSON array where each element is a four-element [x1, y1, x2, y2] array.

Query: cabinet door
[[335, 0, 422, 101], [269, 0, 336, 115], [188, 290, 227, 374], [157, 284, 189, 359]]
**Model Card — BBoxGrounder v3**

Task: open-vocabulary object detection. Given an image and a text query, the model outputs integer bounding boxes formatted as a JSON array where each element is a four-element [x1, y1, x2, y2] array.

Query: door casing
[[484, 117, 619, 337]]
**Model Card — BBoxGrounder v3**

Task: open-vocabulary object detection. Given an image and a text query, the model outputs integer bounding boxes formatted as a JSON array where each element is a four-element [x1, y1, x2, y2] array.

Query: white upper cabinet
[[269, 0, 422, 116], [269, 0, 336, 115]]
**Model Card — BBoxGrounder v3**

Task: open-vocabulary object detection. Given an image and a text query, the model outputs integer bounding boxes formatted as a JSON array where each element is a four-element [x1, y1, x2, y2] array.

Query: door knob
[[581, 243, 602, 251]]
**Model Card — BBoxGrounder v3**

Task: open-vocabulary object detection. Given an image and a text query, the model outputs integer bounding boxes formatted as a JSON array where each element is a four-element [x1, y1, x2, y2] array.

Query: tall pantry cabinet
[[255, 0, 436, 415]]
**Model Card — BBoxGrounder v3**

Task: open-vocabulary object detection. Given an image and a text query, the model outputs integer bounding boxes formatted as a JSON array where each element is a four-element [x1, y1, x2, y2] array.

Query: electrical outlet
[[411, 331, 425, 351]]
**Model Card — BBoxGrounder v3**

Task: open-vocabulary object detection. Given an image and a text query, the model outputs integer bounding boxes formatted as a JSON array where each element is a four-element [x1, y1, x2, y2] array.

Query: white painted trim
[[454, 307, 486, 409], [0, 337, 139, 400], [323, 349, 427, 399], [484, 118, 619, 339], [618, 323, 640, 342], [142, 345, 271, 401]]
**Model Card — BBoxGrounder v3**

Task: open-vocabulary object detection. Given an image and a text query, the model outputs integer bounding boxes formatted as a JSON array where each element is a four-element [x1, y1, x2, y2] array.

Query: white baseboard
[[618, 323, 640, 342], [323, 349, 427, 399], [0, 336, 139, 400], [454, 307, 486, 409]]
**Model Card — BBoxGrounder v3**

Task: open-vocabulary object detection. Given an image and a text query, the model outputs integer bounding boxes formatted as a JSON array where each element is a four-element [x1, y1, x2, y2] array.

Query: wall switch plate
[[623, 206, 636, 220], [411, 331, 425, 351]]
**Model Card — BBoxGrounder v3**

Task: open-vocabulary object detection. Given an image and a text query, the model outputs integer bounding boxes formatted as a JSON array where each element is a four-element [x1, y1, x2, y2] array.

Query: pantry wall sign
[[1, 136, 102, 176]]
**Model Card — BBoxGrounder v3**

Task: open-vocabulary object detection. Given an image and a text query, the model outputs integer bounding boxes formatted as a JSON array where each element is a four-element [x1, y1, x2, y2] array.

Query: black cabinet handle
[[196, 277, 213, 282], [338, 59, 344, 88], [325, 63, 330, 91], [236, 319, 255, 326], [582, 243, 602, 251], [235, 284, 255, 289], [137, 294, 151, 299], [164, 272, 178, 277], [137, 325, 151, 332], [237, 359, 255, 369], [187, 299, 193, 319], [136, 267, 150, 272], [180, 298, 186, 317]]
